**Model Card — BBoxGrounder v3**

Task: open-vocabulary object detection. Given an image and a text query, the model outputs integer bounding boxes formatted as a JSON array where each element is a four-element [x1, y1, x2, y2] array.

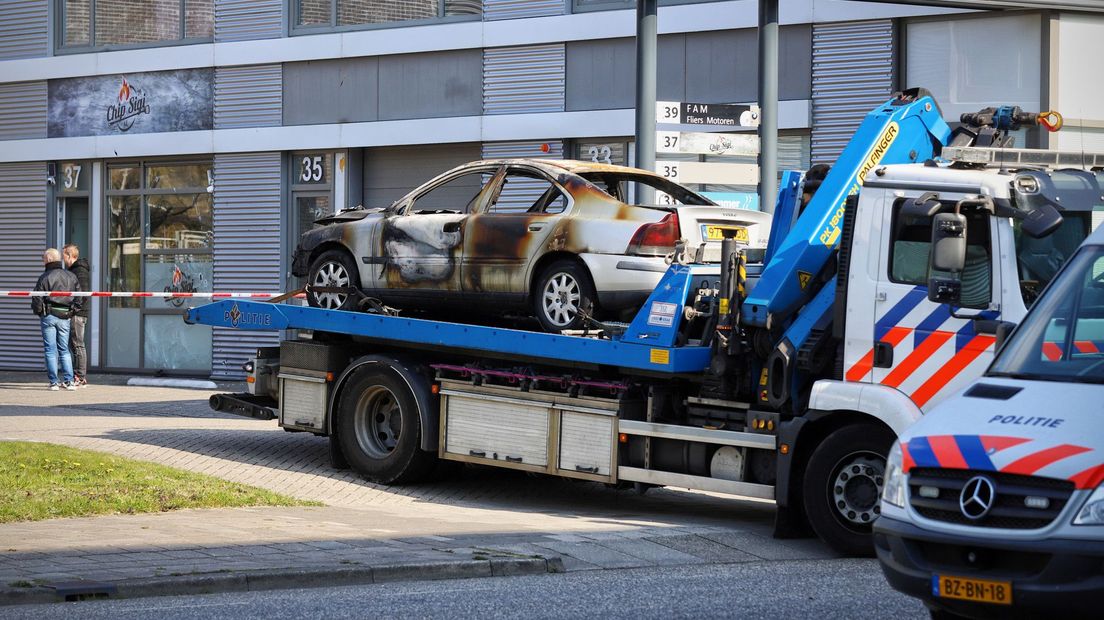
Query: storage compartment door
[[558, 411, 614, 479], [279, 375, 327, 432], [444, 394, 549, 467]]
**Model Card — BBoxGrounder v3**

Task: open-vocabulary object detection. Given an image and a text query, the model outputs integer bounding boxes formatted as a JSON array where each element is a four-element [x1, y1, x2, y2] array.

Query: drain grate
[[47, 581, 118, 602]]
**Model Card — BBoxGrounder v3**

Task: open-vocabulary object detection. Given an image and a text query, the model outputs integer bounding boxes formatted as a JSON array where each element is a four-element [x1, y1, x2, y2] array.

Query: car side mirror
[[1021, 203, 1063, 239], [994, 321, 1015, 351]]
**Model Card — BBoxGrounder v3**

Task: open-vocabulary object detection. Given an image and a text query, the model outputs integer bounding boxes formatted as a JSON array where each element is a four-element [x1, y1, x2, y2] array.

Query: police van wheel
[[335, 366, 436, 485], [802, 424, 894, 557]]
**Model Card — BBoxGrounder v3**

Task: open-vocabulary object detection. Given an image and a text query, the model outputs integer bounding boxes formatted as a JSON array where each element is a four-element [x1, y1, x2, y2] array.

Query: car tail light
[[627, 212, 680, 256]]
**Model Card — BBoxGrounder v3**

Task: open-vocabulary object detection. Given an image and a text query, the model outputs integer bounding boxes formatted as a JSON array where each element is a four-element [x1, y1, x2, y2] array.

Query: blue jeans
[[41, 314, 73, 385]]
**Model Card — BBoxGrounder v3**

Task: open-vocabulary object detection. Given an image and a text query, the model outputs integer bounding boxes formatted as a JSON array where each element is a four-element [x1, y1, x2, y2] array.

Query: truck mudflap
[[209, 392, 277, 421]]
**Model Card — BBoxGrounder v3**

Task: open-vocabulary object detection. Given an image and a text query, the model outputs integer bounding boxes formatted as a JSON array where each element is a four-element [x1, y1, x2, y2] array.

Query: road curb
[[0, 556, 564, 606]]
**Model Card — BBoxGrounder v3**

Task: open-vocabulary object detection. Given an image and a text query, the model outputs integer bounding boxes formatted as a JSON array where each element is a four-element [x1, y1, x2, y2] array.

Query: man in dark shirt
[[63, 244, 91, 387], [32, 248, 79, 391]]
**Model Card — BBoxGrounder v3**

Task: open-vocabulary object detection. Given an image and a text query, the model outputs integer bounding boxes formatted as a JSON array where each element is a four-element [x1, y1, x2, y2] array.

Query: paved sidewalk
[[0, 371, 838, 605]]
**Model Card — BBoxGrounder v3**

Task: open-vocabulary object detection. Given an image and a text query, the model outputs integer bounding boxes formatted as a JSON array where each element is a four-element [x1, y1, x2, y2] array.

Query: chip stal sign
[[106, 77, 151, 132], [47, 68, 213, 138]]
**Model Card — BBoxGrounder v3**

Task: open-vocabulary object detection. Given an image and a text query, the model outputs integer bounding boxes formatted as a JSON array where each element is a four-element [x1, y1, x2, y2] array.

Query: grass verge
[[0, 441, 317, 523]]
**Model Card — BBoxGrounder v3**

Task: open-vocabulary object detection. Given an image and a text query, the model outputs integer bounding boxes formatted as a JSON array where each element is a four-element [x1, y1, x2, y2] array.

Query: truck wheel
[[335, 366, 436, 484], [307, 249, 359, 311], [802, 424, 894, 557], [533, 259, 596, 332]]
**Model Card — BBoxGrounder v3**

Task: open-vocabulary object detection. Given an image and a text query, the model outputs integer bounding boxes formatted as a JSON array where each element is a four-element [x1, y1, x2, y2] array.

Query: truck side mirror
[[1021, 203, 1063, 239], [930, 212, 967, 273], [928, 278, 961, 305]]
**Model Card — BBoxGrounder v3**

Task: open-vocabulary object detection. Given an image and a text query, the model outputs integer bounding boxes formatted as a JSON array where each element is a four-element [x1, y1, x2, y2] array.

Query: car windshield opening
[[578, 172, 713, 206], [990, 245, 1104, 384]]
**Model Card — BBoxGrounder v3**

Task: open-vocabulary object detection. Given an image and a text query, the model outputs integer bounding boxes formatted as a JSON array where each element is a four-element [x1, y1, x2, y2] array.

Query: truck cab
[[826, 156, 1100, 417], [791, 150, 1100, 554], [874, 223, 1104, 618]]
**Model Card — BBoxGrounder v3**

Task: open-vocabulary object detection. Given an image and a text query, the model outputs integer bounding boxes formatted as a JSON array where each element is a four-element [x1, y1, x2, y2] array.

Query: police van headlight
[[1073, 485, 1104, 525], [882, 442, 906, 508]]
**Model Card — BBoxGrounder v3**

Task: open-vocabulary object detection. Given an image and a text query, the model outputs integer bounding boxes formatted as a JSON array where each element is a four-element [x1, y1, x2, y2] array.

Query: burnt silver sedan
[[291, 159, 769, 332]]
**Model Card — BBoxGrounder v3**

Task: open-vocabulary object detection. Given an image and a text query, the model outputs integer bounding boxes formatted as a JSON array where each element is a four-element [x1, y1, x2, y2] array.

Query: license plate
[[702, 225, 748, 243], [933, 575, 1012, 606]]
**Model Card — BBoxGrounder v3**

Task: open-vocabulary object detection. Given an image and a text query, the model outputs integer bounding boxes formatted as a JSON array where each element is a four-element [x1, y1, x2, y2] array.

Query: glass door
[[103, 160, 214, 372]]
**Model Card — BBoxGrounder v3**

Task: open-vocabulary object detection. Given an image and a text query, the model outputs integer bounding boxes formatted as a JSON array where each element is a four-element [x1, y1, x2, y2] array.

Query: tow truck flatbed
[[185, 264, 717, 375]]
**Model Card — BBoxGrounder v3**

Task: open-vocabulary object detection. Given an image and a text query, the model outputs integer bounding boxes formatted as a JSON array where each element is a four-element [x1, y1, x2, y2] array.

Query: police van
[[875, 223, 1104, 617]]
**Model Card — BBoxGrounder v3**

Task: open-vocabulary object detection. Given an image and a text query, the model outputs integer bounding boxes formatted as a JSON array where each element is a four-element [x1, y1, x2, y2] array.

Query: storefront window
[[103, 160, 213, 371], [292, 0, 480, 32], [59, 0, 213, 52]]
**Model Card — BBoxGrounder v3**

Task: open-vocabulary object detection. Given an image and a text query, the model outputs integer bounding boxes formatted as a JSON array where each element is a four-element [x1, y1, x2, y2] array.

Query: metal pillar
[[758, 0, 779, 213], [634, 0, 658, 203]]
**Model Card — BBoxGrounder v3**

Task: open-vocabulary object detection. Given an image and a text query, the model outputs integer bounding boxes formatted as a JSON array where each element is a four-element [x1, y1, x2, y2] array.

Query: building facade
[[0, 0, 1100, 378]]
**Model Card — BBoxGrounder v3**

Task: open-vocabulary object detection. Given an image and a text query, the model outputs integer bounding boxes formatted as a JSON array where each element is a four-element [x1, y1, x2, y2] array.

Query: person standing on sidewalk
[[63, 244, 90, 388], [31, 248, 79, 391]]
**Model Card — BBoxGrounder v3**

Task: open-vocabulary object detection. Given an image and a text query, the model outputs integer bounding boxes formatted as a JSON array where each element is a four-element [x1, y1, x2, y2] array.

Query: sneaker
[[74, 376, 88, 388], [63, 382, 77, 391], [48, 384, 59, 391]]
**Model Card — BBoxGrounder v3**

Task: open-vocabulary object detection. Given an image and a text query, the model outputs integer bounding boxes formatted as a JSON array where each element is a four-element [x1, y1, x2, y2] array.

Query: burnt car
[[291, 159, 770, 332]]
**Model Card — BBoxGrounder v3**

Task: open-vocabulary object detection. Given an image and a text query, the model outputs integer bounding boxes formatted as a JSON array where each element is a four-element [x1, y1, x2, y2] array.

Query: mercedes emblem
[[959, 475, 996, 520]]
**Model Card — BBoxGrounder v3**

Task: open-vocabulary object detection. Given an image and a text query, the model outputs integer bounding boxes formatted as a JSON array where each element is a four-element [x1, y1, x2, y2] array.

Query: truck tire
[[533, 259, 596, 332], [307, 249, 360, 312], [334, 365, 437, 484], [802, 424, 894, 557]]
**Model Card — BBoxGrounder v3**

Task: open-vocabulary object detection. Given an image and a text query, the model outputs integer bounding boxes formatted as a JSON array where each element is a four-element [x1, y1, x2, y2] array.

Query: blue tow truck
[[189, 89, 1097, 554]]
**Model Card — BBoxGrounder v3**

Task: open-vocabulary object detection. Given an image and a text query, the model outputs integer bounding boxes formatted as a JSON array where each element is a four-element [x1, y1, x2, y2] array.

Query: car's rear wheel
[[307, 249, 360, 311], [533, 259, 596, 332]]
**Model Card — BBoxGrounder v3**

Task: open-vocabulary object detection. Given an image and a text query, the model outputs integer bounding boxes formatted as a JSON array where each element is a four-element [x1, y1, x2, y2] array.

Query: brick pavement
[[0, 371, 839, 603]]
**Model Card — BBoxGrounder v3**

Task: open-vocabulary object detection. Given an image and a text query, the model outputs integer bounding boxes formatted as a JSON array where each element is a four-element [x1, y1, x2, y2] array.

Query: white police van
[[875, 224, 1104, 618]]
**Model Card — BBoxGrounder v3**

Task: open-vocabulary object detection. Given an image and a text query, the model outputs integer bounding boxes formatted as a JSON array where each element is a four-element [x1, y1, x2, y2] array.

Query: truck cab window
[[889, 200, 992, 309], [1014, 213, 1091, 306]]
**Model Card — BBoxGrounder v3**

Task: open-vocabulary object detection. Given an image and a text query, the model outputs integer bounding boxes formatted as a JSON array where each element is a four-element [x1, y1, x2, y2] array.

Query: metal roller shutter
[[483, 0, 563, 20], [0, 0, 48, 60], [362, 143, 481, 209], [484, 44, 566, 115], [210, 152, 282, 379], [0, 81, 47, 140], [810, 20, 895, 164], [214, 65, 283, 129], [214, 0, 284, 42], [0, 162, 48, 370], [481, 141, 564, 212]]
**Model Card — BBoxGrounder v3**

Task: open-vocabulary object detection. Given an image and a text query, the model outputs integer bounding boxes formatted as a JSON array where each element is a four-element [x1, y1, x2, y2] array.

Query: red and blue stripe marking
[[902, 434, 1104, 489]]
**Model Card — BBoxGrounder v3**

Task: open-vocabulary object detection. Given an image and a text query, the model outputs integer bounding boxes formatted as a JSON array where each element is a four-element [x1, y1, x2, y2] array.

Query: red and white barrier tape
[[0, 291, 305, 299]]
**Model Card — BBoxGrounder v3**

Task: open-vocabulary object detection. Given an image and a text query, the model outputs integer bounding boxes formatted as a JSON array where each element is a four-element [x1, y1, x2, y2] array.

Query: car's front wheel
[[533, 259, 596, 332], [307, 249, 360, 311]]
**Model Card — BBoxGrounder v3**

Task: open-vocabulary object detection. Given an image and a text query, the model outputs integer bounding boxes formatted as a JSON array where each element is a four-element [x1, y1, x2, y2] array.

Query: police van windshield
[[990, 245, 1104, 384]]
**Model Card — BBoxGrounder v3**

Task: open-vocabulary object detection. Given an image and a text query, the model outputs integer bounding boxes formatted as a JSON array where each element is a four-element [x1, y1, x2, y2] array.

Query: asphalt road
[[1, 560, 927, 619]]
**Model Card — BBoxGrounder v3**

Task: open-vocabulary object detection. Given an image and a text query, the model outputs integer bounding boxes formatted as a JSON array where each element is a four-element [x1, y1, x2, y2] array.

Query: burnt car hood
[[314, 207, 386, 226]]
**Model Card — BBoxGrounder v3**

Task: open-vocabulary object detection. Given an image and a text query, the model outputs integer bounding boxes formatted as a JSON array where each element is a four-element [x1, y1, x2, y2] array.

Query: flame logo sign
[[106, 75, 150, 132]]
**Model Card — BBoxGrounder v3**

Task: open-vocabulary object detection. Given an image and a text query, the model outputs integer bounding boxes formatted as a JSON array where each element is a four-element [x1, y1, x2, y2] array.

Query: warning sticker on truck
[[650, 349, 671, 365]]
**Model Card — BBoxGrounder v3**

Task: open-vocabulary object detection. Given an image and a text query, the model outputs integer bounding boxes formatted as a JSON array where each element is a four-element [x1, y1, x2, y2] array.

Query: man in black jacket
[[32, 248, 79, 391], [63, 244, 90, 387]]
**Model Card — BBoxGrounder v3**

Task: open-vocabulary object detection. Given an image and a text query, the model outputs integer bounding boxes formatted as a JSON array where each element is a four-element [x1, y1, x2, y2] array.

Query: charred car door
[[377, 166, 503, 307], [461, 165, 572, 306]]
